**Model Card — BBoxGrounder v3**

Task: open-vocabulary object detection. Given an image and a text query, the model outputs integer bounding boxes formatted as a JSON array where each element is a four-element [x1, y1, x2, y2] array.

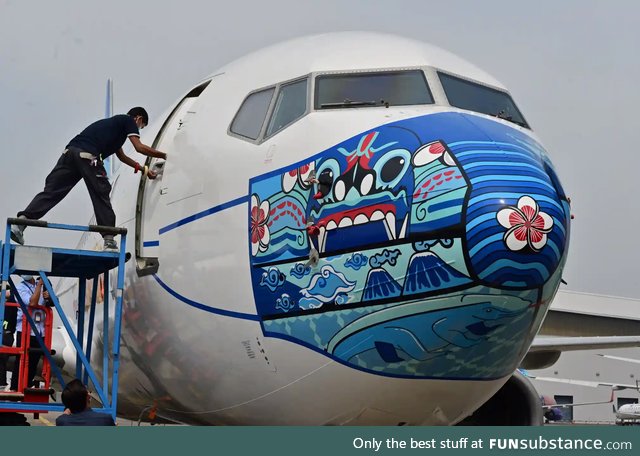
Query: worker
[[11, 107, 167, 251]]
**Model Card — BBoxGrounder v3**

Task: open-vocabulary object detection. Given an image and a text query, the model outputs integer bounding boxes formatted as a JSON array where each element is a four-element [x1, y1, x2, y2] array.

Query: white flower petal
[[517, 196, 538, 213], [530, 232, 548, 251], [251, 239, 259, 256], [282, 171, 297, 193], [504, 226, 528, 251], [251, 194, 259, 211], [497, 207, 520, 228], [260, 226, 270, 247], [259, 199, 270, 219], [538, 211, 554, 231]]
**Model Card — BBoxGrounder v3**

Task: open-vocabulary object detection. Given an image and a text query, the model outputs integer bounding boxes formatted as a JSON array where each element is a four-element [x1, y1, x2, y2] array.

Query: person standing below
[[0, 288, 18, 391], [56, 379, 115, 426], [9, 275, 47, 391], [11, 107, 167, 251]]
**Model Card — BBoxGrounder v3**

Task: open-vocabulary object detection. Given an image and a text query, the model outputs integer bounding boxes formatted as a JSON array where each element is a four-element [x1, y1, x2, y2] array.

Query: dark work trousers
[[0, 331, 14, 386], [18, 147, 115, 230], [10, 333, 43, 390]]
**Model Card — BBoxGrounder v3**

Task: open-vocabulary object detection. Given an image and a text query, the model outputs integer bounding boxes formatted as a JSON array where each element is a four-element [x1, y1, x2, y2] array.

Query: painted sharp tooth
[[326, 220, 338, 230], [318, 227, 326, 254], [338, 217, 353, 228], [371, 210, 384, 221], [399, 213, 408, 239], [384, 212, 396, 240], [321, 227, 328, 252], [354, 214, 369, 225], [382, 219, 393, 240]]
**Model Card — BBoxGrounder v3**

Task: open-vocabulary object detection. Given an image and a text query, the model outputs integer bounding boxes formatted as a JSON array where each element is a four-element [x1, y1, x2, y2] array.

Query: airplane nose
[[452, 115, 571, 289]]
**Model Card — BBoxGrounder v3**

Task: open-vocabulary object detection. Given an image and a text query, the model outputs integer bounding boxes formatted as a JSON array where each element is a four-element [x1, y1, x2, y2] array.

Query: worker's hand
[[147, 169, 158, 180], [63, 408, 71, 415]]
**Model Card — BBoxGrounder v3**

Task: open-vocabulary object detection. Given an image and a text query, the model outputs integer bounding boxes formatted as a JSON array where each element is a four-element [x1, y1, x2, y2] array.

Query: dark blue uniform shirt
[[55, 408, 116, 426], [67, 114, 140, 159]]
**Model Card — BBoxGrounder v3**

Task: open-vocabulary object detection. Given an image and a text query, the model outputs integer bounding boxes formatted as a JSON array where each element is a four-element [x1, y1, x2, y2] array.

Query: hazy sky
[[1, 0, 638, 298]]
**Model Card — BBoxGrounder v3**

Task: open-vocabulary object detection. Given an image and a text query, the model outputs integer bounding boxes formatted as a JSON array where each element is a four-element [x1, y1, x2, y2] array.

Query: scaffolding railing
[[0, 217, 128, 420]]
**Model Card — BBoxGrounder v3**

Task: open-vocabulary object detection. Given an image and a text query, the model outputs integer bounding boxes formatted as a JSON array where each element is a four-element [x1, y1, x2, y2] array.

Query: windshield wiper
[[493, 110, 529, 129], [320, 99, 377, 108], [493, 110, 512, 121]]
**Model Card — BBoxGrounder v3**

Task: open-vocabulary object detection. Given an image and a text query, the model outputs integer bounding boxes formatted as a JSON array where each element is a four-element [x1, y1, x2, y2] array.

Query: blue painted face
[[307, 130, 416, 253], [249, 112, 570, 379]]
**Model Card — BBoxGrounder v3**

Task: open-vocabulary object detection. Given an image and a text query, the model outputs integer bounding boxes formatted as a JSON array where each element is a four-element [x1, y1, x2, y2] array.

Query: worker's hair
[[127, 106, 149, 125], [61, 379, 89, 413]]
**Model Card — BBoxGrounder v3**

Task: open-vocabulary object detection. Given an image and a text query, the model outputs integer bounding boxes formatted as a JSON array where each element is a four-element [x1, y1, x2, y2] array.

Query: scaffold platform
[[0, 217, 128, 421]]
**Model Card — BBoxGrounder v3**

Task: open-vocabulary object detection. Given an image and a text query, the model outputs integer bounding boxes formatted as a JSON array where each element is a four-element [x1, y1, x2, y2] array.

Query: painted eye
[[319, 169, 333, 180], [360, 173, 373, 196], [315, 158, 340, 199], [380, 157, 405, 183], [373, 148, 411, 189], [334, 179, 346, 201]]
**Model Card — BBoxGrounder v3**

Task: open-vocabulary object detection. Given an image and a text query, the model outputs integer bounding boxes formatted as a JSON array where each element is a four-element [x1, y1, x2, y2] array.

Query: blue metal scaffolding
[[0, 217, 128, 420]]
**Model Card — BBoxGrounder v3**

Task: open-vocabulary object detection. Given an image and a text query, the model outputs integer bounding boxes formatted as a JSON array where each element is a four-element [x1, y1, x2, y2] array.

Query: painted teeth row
[[326, 211, 391, 231], [316, 212, 407, 253]]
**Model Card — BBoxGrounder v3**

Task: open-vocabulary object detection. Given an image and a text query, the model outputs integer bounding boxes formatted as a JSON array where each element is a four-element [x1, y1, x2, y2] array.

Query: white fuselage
[[617, 404, 640, 421]]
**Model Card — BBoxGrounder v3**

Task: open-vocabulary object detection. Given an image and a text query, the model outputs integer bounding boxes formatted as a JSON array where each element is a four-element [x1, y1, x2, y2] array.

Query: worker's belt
[[63, 148, 99, 161], [78, 152, 98, 160]]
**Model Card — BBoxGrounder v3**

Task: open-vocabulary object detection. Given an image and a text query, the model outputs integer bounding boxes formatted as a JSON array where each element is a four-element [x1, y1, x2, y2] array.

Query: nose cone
[[450, 114, 571, 289]]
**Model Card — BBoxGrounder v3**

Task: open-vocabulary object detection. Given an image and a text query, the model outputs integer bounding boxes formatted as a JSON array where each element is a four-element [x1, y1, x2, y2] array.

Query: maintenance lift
[[0, 217, 128, 423]]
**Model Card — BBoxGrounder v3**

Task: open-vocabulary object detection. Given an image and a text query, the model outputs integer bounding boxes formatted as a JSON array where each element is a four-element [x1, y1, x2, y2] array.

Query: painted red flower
[[497, 196, 553, 252], [251, 194, 270, 256]]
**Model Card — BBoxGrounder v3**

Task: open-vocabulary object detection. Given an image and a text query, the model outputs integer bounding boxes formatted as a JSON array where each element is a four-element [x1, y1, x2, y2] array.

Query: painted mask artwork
[[249, 112, 570, 379]]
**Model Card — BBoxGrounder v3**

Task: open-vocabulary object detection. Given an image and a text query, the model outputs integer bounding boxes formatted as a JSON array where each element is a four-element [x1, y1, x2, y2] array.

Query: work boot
[[10, 224, 25, 245], [103, 236, 119, 252]]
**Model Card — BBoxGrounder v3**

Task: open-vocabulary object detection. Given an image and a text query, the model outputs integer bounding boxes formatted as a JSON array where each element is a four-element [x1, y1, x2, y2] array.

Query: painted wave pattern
[[264, 288, 538, 379], [454, 144, 568, 287]]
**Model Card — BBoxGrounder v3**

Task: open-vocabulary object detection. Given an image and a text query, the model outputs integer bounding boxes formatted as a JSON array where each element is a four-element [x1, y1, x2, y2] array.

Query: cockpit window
[[315, 70, 433, 109], [266, 78, 308, 137], [438, 72, 529, 128], [230, 87, 275, 140]]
